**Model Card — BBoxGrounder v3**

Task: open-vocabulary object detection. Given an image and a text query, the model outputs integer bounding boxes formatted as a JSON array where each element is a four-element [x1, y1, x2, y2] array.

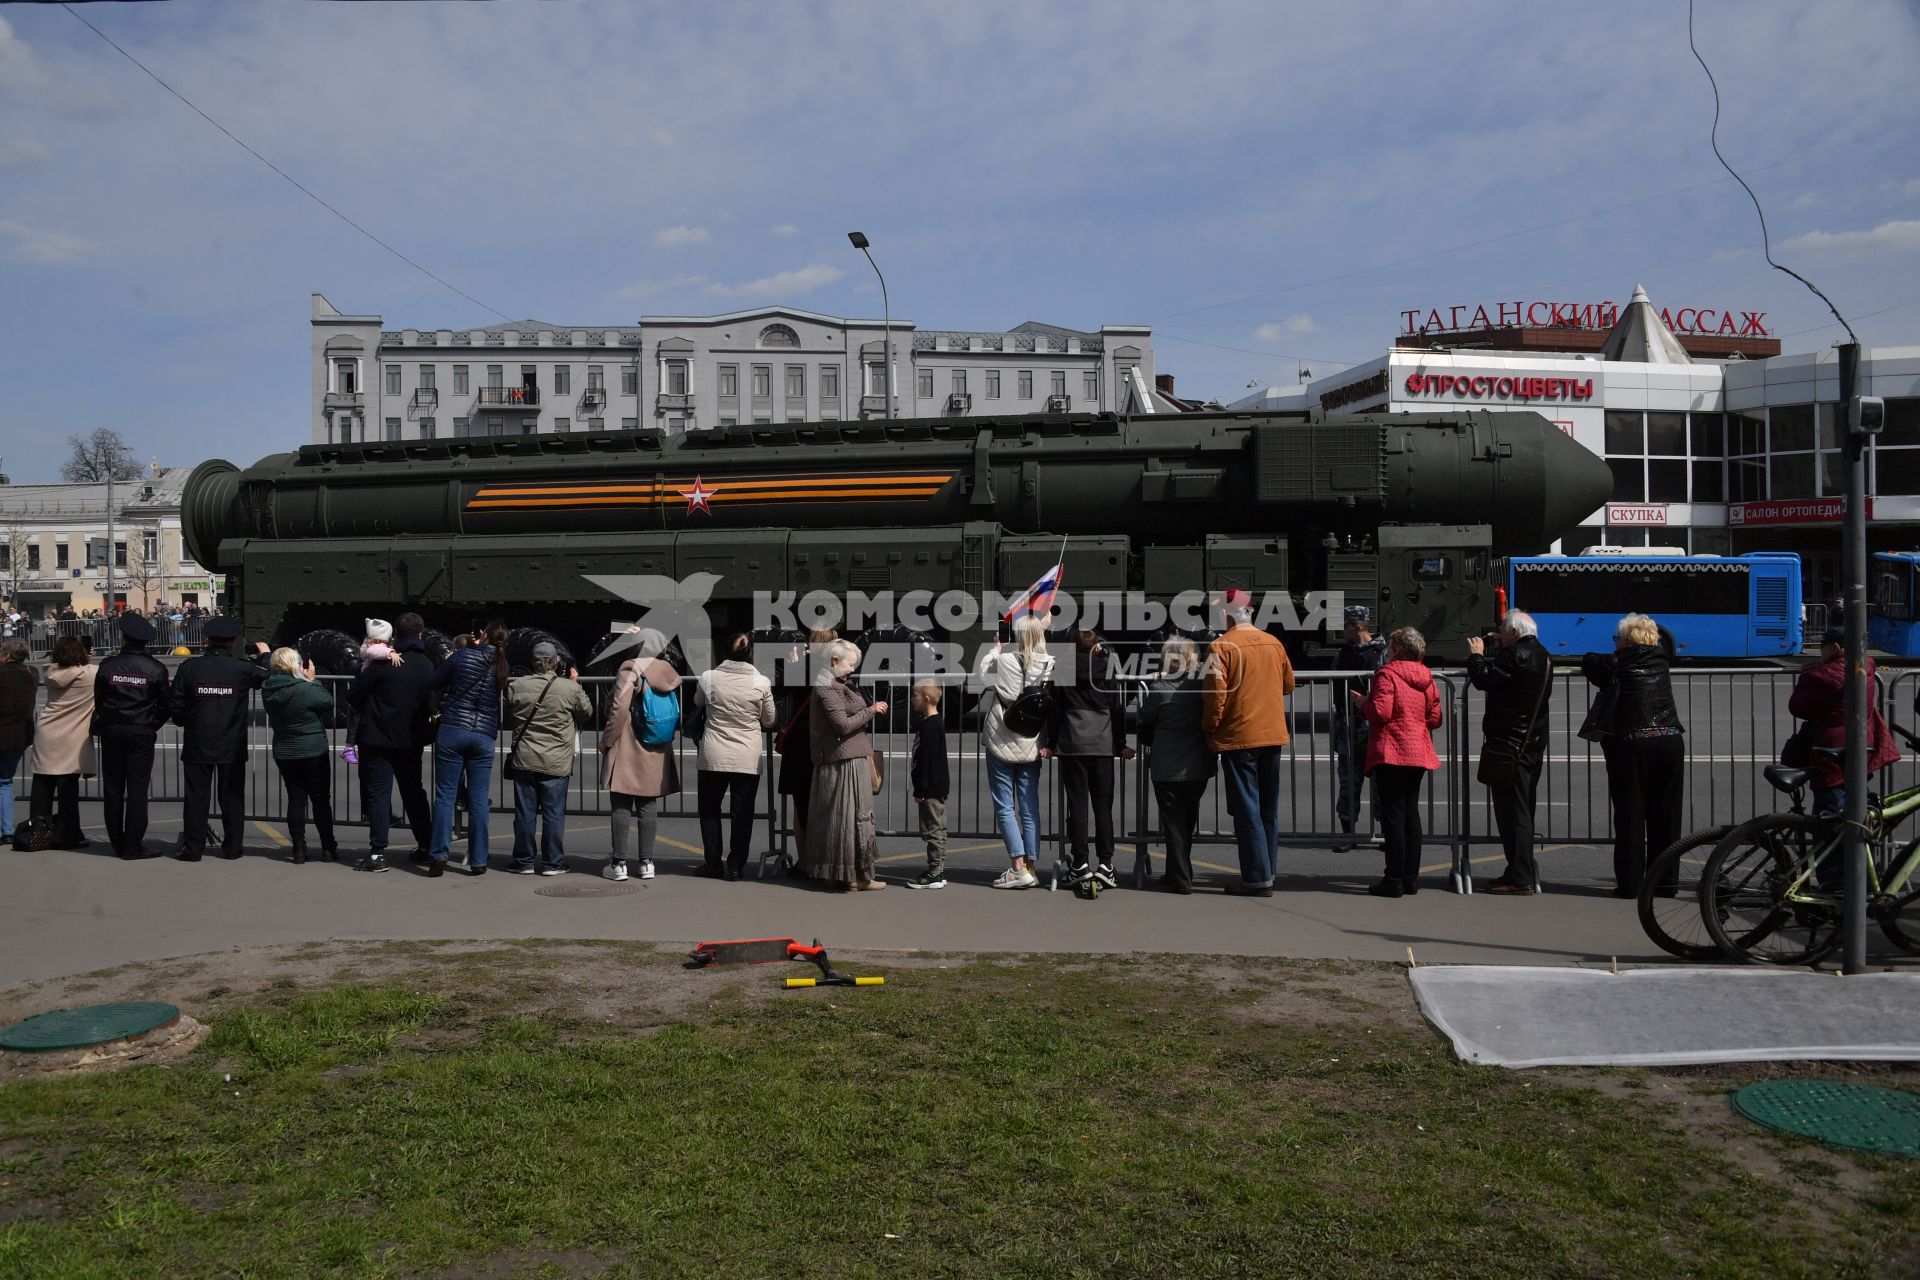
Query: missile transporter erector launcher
[[182, 408, 1612, 661]]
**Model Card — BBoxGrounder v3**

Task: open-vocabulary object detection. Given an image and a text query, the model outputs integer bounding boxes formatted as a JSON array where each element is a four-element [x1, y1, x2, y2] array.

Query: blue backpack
[[631, 683, 680, 748]]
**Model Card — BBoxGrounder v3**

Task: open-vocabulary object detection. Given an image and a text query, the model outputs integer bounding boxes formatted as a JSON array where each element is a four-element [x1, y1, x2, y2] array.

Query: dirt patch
[[426, 1245, 626, 1280]]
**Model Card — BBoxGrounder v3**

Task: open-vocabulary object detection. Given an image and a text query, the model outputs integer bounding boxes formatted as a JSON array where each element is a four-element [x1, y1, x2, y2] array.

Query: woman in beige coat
[[31, 635, 97, 849], [803, 639, 888, 891], [694, 631, 777, 880], [597, 628, 681, 882]]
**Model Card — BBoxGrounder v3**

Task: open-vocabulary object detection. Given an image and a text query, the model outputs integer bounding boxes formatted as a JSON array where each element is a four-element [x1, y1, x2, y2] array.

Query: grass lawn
[[0, 942, 1915, 1279]]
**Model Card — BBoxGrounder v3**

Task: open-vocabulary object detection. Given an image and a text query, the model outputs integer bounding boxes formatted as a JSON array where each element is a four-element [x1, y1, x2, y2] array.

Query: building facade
[[312, 295, 1158, 442], [0, 466, 214, 615], [1234, 289, 1920, 604]]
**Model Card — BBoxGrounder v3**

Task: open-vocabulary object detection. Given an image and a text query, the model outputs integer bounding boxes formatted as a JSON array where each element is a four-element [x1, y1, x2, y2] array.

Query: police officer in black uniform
[[94, 613, 171, 859], [170, 616, 267, 861]]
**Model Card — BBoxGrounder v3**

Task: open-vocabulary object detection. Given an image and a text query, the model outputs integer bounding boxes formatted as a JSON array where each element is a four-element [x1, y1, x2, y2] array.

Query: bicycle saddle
[[1764, 764, 1810, 794]]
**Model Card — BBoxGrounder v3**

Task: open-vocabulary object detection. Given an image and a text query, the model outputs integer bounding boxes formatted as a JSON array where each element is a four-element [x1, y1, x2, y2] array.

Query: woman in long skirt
[[803, 639, 888, 891]]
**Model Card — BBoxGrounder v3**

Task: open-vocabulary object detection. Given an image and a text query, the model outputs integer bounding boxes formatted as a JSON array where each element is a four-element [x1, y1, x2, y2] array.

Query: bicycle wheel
[[1700, 813, 1842, 967], [1877, 840, 1920, 957], [1636, 825, 1733, 961]]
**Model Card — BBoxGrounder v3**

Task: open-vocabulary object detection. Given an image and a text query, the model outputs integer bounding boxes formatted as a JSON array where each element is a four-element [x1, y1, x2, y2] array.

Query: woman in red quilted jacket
[[1356, 627, 1443, 898]]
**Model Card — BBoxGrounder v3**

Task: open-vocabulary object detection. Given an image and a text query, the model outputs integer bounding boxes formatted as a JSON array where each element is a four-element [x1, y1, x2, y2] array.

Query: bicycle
[[1698, 751, 1920, 966], [1635, 825, 1734, 961]]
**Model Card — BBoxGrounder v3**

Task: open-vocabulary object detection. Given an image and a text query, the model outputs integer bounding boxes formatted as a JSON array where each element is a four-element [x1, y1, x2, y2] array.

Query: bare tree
[[122, 526, 166, 612], [61, 429, 142, 484], [2, 525, 29, 606]]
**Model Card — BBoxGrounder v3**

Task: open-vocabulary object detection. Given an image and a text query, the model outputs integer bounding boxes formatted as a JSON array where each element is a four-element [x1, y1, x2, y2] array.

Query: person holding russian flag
[[976, 564, 1061, 889]]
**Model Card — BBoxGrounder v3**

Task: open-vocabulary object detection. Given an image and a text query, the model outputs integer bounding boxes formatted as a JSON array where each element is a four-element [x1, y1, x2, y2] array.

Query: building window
[[758, 323, 800, 348], [1877, 445, 1920, 495], [56, 541, 69, 570], [1646, 411, 1685, 456], [454, 416, 469, 435], [1019, 370, 1033, 399], [866, 362, 886, 396], [521, 419, 537, 435], [381, 416, 399, 441], [487, 365, 504, 391], [142, 530, 158, 563], [419, 364, 435, 390], [1084, 371, 1098, 401], [720, 417, 738, 427], [488, 416, 504, 435], [554, 416, 569, 432], [1051, 370, 1067, 397], [986, 370, 1001, 399], [385, 365, 401, 396], [1690, 412, 1724, 457], [1691, 459, 1724, 503], [753, 417, 771, 425], [555, 365, 571, 395], [668, 361, 689, 395], [786, 365, 805, 398], [1772, 404, 1816, 451], [719, 364, 738, 397], [26, 544, 39, 572], [420, 417, 436, 440], [589, 417, 605, 431], [752, 365, 771, 397], [1728, 457, 1766, 502], [820, 365, 839, 400], [668, 417, 686, 431], [114, 541, 127, 570], [588, 365, 605, 391], [334, 359, 358, 393], [952, 369, 967, 395], [622, 417, 639, 430], [1647, 460, 1687, 503], [453, 364, 469, 395], [918, 370, 934, 399], [1770, 451, 1816, 499], [624, 364, 640, 395], [1605, 411, 1645, 456], [1607, 458, 1644, 502]]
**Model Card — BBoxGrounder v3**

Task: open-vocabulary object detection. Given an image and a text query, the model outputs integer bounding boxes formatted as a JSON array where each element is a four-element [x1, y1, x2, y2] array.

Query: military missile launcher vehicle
[[182, 407, 1612, 662]]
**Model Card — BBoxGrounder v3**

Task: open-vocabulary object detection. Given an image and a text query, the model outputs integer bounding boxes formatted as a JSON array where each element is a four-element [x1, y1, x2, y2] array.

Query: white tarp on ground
[[1409, 966, 1920, 1068]]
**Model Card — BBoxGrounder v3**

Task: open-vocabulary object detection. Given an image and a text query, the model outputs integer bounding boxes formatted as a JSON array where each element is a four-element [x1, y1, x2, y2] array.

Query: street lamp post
[[847, 232, 893, 420]]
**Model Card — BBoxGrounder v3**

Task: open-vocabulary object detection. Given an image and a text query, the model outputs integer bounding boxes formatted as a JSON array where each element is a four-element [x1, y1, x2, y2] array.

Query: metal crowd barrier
[[22, 616, 206, 659], [10, 663, 1908, 878]]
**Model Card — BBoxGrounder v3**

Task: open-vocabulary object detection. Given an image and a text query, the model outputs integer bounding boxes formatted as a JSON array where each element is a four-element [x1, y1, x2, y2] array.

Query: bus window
[[1412, 556, 1453, 582], [1877, 567, 1912, 621]]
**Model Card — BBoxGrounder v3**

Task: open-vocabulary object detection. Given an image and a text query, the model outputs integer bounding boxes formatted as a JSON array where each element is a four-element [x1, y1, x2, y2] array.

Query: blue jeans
[[1220, 745, 1284, 886], [429, 727, 494, 867], [986, 754, 1042, 862], [0, 747, 22, 838], [510, 775, 569, 871]]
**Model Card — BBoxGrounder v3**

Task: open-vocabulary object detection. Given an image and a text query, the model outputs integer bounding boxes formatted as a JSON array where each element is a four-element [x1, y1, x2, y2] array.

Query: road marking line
[[657, 835, 703, 855], [252, 821, 290, 848]]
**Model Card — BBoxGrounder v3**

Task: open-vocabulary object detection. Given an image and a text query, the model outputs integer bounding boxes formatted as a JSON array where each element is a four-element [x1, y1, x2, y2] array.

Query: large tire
[[505, 627, 574, 677], [421, 629, 456, 666], [296, 628, 360, 677], [1699, 813, 1842, 966], [1635, 825, 1733, 962]]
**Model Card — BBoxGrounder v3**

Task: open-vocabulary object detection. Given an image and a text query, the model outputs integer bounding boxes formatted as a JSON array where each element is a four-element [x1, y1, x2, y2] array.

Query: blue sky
[[2, 0, 1917, 482]]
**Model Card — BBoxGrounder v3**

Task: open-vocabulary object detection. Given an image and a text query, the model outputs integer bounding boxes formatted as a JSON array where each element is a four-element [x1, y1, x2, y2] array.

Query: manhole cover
[[535, 882, 644, 899], [1, 1002, 181, 1052], [1730, 1081, 1920, 1159]]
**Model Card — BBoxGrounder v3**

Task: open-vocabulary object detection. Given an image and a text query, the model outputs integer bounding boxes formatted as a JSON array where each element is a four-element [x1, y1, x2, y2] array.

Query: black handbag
[[999, 657, 1054, 739], [1779, 725, 1813, 768], [1478, 668, 1551, 788], [12, 816, 55, 852]]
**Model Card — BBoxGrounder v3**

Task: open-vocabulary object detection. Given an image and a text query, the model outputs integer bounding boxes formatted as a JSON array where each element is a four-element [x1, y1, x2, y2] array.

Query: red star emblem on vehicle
[[680, 475, 715, 514]]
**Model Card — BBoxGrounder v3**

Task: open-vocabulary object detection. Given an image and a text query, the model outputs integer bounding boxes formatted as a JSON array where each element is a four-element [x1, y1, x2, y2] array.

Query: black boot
[[291, 842, 308, 865], [1367, 876, 1403, 898], [1401, 876, 1420, 896], [321, 843, 339, 864]]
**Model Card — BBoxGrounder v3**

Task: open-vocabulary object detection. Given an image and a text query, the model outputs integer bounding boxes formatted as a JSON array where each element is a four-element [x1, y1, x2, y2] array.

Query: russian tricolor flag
[[1002, 563, 1064, 624]]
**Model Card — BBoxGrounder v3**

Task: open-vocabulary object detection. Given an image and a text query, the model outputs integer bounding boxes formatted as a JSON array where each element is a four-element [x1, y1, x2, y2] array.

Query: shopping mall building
[[1232, 286, 1920, 605]]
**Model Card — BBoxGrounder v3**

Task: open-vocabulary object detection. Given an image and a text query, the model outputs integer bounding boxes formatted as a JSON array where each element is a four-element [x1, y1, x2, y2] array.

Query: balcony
[[476, 386, 540, 407], [323, 390, 362, 410], [860, 394, 889, 415], [412, 387, 439, 409], [655, 392, 694, 412]]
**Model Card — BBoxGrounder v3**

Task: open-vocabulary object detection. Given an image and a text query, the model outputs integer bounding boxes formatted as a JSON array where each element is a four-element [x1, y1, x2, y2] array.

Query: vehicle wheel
[[296, 628, 360, 677], [1876, 841, 1920, 956], [1700, 813, 1841, 966], [1635, 825, 1733, 961]]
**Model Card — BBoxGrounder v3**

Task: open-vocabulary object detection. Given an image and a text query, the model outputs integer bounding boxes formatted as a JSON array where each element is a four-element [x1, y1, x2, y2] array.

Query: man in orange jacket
[[1203, 589, 1296, 895]]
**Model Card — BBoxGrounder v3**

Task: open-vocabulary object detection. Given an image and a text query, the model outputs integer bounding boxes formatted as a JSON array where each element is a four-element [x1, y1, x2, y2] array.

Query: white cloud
[[0, 219, 98, 265], [1779, 218, 1920, 260], [1789, 192, 1821, 210], [0, 16, 120, 117], [1254, 315, 1320, 340], [651, 225, 712, 248], [0, 137, 48, 170], [617, 274, 710, 299], [705, 264, 844, 300], [769, 223, 798, 237], [645, 127, 677, 146]]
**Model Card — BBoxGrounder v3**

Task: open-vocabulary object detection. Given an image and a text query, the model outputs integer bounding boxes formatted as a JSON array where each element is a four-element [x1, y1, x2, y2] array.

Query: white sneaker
[[538, 865, 568, 877], [601, 861, 628, 882], [992, 866, 1038, 890], [638, 859, 656, 881]]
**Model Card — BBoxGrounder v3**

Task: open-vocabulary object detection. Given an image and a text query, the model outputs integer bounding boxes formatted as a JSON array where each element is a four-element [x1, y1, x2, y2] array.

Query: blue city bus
[[1507, 551, 1803, 659], [1870, 551, 1920, 658]]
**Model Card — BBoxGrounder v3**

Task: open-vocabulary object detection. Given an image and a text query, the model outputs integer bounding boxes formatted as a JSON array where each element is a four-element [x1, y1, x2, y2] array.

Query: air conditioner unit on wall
[[1046, 394, 1070, 412]]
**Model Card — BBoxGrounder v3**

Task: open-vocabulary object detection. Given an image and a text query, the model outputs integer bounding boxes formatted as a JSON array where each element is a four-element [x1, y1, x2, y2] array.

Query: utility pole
[[847, 232, 894, 419], [1840, 340, 1885, 975], [105, 469, 116, 616]]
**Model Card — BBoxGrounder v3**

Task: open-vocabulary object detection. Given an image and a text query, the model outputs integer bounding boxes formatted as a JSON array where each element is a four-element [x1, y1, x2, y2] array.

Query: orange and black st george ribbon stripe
[[464, 469, 956, 513]]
